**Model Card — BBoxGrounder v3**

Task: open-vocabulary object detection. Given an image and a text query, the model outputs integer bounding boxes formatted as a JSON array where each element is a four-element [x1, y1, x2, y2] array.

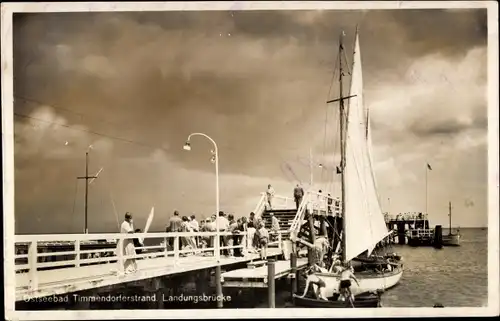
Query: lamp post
[[183, 133, 220, 262]]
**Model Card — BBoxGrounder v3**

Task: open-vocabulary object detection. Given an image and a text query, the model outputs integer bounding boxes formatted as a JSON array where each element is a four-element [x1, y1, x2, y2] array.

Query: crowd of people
[[118, 183, 340, 275], [164, 209, 283, 260], [117, 205, 285, 274]]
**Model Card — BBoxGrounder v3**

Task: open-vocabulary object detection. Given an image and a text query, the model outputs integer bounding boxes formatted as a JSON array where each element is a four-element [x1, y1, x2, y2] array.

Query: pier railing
[[288, 190, 339, 240], [253, 193, 295, 218], [15, 229, 287, 292], [384, 213, 429, 223]]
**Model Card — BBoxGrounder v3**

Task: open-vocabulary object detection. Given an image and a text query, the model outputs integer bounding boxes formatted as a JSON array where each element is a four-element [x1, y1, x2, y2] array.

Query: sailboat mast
[[449, 201, 452, 234], [339, 31, 347, 264]]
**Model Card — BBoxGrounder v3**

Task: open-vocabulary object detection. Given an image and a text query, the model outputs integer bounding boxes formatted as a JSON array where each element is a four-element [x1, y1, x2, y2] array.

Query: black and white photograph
[[2, 1, 498, 319]]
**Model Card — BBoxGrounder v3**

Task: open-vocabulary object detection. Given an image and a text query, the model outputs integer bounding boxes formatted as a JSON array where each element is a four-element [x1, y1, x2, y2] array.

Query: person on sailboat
[[297, 264, 328, 301], [190, 214, 200, 247], [293, 184, 304, 209], [313, 235, 329, 267], [266, 184, 275, 210], [120, 212, 137, 274], [339, 266, 360, 303]]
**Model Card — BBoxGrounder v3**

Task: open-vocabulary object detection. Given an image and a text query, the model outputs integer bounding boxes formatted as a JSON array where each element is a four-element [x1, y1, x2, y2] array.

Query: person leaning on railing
[[227, 214, 237, 257], [133, 229, 144, 256], [256, 221, 269, 260]]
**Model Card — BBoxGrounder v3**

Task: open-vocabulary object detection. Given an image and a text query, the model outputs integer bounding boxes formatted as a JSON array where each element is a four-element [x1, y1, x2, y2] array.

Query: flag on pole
[[427, 163, 432, 170]]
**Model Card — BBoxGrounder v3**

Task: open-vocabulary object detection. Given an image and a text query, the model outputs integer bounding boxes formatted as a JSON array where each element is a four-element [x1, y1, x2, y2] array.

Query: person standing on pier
[[269, 213, 280, 241], [167, 210, 183, 249], [256, 221, 269, 260], [133, 229, 144, 256], [293, 184, 304, 209], [266, 184, 275, 210], [217, 211, 230, 256], [120, 212, 137, 274], [190, 214, 200, 247], [227, 214, 238, 257]]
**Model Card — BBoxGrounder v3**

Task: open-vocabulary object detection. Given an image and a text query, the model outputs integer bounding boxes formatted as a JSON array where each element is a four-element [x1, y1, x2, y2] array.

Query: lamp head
[[183, 141, 191, 151]]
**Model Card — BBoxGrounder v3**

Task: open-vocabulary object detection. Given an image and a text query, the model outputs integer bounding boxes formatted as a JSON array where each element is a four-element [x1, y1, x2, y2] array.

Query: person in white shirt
[[266, 184, 275, 210], [190, 214, 200, 247], [216, 211, 230, 256], [120, 212, 137, 274]]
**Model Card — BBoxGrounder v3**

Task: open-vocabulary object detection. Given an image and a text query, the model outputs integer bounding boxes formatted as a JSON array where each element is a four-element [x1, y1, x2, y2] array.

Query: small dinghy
[[292, 291, 381, 308]]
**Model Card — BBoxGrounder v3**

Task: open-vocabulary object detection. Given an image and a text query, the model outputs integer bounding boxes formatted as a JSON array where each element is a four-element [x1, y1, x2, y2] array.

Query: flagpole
[[425, 163, 428, 215]]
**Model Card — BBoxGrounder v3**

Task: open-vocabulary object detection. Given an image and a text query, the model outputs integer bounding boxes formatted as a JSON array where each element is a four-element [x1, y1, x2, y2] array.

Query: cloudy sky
[[12, 8, 488, 234]]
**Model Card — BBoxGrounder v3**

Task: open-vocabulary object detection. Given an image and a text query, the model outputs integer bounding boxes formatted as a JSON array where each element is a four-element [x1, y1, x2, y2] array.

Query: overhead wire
[[13, 112, 166, 152]]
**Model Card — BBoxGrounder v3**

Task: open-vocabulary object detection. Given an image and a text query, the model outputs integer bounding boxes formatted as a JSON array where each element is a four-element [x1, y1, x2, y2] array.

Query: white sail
[[344, 32, 390, 262]]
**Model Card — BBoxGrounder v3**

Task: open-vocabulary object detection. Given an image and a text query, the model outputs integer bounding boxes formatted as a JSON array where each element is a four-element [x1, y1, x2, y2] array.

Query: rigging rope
[[103, 171, 121, 231]]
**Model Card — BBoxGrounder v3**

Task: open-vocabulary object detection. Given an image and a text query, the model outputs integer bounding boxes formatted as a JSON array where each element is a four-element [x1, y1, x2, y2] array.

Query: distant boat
[[442, 201, 460, 246]]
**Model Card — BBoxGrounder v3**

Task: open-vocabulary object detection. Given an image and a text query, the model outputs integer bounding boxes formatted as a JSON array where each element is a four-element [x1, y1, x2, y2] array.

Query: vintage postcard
[[2, 1, 499, 320]]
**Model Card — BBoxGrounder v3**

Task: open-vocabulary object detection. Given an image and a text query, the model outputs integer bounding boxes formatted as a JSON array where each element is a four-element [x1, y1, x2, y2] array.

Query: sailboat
[[442, 201, 461, 246], [293, 28, 403, 302]]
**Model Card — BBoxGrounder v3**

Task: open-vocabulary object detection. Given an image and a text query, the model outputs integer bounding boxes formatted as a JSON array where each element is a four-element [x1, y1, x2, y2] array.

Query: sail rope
[[321, 56, 340, 193], [102, 170, 121, 231]]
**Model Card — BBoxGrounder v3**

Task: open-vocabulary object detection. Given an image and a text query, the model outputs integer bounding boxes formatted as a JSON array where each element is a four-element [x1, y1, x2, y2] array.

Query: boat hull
[[442, 233, 460, 246], [292, 292, 380, 308], [315, 265, 403, 297]]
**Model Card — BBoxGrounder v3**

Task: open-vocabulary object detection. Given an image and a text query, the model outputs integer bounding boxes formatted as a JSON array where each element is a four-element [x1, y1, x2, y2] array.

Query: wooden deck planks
[[16, 248, 283, 301]]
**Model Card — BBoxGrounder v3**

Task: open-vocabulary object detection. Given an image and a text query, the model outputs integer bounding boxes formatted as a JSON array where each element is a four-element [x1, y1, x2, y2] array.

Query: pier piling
[[307, 212, 316, 265], [290, 252, 297, 296], [267, 259, 276, 308], [397, 222, 406, 245], [433, 225, 443, 249], [215, 265, 223, 308]]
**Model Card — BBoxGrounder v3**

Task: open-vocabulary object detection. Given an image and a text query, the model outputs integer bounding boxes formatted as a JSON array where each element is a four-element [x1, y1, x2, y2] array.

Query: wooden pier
[[384, 213, 442, 247], [14, 231, 286, 302], [221, 257, 308, 288]]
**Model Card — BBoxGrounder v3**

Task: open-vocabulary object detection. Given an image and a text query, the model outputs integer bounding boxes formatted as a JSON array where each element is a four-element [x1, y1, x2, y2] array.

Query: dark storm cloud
[[409, 113, 488, 138], [11, 8, 489, 233]]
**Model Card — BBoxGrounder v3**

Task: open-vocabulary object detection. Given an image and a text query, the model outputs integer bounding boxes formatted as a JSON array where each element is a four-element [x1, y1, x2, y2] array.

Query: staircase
[[261, 208, 297, 231]]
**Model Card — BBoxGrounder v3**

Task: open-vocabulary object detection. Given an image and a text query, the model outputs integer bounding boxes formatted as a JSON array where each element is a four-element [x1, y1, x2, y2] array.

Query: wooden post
[[215, 265, 223, 308], [307, 211, 316, 265], [75, 240, 81, 267], [268, 259, 276, 308], [397, 222, 406, 245], [173, 236, 179, 266], [320, 216, 327, 238], [278, 231, 282, 252], [433, 225, 443, 249], [28, 241, 38, 291], [290, 252, 297, 296], [164, 237, 168, 258], [154, 277, 164, 309]]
